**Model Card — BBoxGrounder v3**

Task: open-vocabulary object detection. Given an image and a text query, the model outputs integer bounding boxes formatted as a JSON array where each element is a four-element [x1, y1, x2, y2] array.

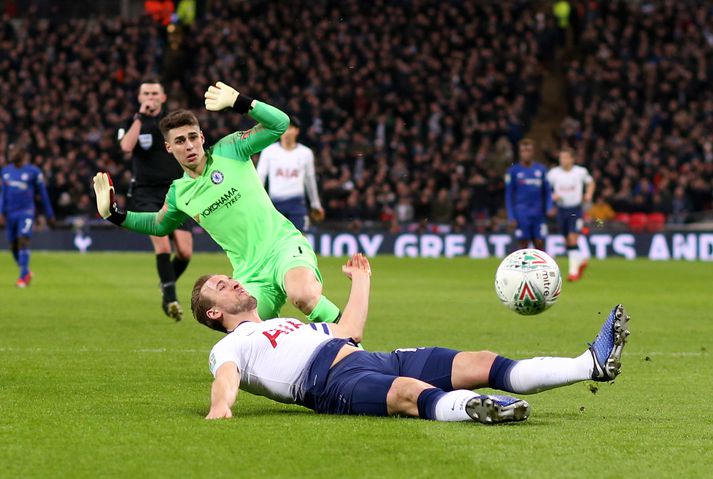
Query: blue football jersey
[[0, 164, 54, 218], [505, 163, 552, 220]]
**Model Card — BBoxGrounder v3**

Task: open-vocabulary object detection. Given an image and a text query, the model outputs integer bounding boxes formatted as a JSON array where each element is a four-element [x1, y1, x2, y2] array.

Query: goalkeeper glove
[[204, 81, 254, 113], [93, 172, 126, 226]]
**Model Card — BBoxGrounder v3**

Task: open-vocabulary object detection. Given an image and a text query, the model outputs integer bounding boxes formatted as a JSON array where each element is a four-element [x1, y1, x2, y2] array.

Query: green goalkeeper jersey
[[121, 101, 304, 281]]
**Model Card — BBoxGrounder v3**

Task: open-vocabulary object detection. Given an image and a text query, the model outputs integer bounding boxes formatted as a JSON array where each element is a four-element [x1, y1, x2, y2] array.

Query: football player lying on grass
[[194, 253, 630, 424]]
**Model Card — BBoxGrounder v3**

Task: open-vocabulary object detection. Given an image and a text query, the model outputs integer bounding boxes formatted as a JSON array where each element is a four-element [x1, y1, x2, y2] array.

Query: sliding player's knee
[[450, 351, 498, 389], [386, 377, 431, 417]]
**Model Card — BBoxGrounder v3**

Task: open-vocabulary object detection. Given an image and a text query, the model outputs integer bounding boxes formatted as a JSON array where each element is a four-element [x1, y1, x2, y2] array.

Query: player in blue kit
[[505, 138, 553, 250], [0, 143, 55, 287]]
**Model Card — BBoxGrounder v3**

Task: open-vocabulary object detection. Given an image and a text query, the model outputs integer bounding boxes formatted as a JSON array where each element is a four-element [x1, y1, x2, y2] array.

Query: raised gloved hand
[[204, 81, 240, 111], [92, 172, 126, 225]]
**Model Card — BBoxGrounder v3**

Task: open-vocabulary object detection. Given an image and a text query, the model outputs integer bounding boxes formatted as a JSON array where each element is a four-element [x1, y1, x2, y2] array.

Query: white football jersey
[[208, 318, 333, 404], [256, 143, 322, 208], [546, 165, 592, 208]]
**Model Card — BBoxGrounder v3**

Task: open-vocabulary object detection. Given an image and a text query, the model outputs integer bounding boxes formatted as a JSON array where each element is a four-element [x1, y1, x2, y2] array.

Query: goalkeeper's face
[[165, 125, 206, 172], [203, 275, 258, 317]]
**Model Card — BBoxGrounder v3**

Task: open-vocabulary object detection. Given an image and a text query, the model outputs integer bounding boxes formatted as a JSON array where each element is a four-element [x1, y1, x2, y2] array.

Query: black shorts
[[129, 184, 193, 232]]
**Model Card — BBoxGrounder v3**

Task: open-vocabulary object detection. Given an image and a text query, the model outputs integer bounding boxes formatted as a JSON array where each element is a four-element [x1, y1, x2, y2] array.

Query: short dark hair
[[560, 146, 575, 156], [518, 138, 535, 148], [159, 109, 200, 139], [191, 275, 227, 333], [289, 116, 301, 128], [139, 79, 164, 90]]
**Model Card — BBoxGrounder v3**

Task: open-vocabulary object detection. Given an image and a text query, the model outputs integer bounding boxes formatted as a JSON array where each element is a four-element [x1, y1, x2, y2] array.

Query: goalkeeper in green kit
[[93, 82, 341, 323]]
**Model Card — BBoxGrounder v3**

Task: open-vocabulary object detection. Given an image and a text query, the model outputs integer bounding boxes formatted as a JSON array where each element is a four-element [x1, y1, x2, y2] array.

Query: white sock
[[506, 351, 594, 394], [568, 249, 580, 276], [433, 390, 479, 421]]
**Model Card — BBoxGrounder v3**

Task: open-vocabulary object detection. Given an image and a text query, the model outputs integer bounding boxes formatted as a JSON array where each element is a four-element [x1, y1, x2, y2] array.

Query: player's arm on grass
[[93, 173, 187, 235], [206, 362, 240, 420], [328, 253, 372, 344], [204, 81, 289, 158]]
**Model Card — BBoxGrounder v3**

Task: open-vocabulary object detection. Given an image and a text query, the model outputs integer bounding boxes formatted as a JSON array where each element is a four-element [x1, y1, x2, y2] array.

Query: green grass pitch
[[1, 252, 712, 478]]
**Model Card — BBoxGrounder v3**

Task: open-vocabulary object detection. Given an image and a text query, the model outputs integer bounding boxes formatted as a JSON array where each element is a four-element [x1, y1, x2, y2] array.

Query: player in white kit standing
[[547, 147, 595, 281], [257, 116, 324, 232]]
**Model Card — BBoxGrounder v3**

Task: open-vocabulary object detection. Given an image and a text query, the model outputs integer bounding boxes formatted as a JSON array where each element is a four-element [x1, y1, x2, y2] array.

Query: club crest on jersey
[[211, 170, 224, 184]]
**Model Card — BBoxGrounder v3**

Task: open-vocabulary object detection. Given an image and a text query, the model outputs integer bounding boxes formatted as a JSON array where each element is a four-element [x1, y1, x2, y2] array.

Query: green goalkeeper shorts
[[241, 235, 322, 320]]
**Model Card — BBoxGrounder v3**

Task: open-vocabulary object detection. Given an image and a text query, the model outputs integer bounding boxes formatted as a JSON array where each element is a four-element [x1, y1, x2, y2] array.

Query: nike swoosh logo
[[185, 199, 192, 206]]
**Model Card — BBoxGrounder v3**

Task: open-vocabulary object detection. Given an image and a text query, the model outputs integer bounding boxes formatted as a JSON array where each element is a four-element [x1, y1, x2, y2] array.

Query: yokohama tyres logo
[[201, 187, 241, 218]]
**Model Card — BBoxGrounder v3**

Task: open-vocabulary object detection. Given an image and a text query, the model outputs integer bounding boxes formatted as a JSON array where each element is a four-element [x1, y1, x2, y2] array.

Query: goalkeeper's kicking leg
[[284, 266, 341, 324]]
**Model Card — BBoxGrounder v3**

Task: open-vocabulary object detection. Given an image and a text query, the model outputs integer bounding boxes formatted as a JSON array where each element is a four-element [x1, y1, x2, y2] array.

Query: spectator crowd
[[561, 0, 712, 225], [0, 0, 710, 232]]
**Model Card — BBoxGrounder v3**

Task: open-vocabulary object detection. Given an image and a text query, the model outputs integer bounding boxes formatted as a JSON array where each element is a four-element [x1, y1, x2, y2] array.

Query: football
[[494, 249, 562, 315]]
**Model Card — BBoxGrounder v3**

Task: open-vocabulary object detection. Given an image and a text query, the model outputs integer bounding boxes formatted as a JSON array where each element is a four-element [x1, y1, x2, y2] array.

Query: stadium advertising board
[[305, 232, 713, 261], [7, 230, 713, 260]]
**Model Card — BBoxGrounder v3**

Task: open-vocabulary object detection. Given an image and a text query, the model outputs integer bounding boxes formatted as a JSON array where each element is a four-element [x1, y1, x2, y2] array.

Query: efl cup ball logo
[[211, 170, 224, 185]]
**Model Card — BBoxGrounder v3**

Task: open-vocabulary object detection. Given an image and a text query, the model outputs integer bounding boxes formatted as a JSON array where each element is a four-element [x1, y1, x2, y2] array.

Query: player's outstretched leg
[[465, 394, 531, 424], [484, 304, 631, 394], [589, 304, 630, 381]]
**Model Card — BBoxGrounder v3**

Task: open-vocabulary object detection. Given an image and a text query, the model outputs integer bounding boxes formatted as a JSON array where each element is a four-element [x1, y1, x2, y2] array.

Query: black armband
[[107, 202, 127, 226], [233, 94, 255, 114]]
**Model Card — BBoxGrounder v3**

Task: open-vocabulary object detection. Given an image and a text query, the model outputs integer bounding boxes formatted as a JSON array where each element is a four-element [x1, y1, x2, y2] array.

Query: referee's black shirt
[[118, 111, 184, 187]]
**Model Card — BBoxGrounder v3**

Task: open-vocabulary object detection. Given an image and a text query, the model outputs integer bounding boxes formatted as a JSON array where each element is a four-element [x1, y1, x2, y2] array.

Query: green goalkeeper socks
[[307, 295, 341, 323]]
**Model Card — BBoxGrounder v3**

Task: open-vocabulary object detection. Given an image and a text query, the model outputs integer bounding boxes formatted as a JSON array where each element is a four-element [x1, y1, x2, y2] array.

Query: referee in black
[[118, 80, 193, 321]]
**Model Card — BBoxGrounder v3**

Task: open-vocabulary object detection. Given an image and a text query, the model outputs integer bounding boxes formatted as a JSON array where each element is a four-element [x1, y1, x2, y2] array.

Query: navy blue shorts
[[5, 212, 34, 241], [514, 215, 547, 241], [300, 339, 459, 417], [273, 197, 308, 232], [556, 206, 583, 236]]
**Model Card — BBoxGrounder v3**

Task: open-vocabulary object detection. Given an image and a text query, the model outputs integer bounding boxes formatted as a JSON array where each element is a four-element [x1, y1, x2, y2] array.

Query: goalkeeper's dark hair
[[159, 109, 200, 139], [191, 275, 228, 333]]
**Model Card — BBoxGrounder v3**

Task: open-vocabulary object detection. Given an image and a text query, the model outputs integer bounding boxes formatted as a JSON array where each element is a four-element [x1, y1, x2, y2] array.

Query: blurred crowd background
[[1, 0, 711, 233]]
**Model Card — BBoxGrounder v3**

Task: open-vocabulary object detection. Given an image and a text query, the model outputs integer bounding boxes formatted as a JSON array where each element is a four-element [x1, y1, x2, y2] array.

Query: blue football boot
[[589, 304, 630, 381]]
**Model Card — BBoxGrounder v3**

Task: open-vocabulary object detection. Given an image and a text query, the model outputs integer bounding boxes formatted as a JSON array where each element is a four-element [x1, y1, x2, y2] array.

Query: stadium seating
[[628, 213, 648, 233], [647, 213, 666, 233], [614, 213, 630, 227]]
